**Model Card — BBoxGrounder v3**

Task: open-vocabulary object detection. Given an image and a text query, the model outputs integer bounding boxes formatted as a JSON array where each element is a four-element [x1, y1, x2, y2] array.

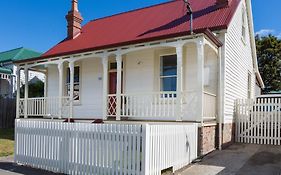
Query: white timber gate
[[236, 96, 281, 145]]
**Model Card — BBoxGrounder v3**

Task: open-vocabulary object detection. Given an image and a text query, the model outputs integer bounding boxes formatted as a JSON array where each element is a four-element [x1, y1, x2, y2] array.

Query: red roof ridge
[[89, 1, 177, 23]]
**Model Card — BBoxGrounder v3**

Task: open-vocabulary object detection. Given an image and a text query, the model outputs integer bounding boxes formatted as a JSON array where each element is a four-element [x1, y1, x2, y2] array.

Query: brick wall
[[198, 124, 217, 156], [198, 122, 235, 156], [222, 123, 235, 148]]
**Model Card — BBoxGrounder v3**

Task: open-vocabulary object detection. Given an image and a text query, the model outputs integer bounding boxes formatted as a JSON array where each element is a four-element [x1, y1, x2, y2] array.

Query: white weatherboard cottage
[[14, 0, 264, 174]]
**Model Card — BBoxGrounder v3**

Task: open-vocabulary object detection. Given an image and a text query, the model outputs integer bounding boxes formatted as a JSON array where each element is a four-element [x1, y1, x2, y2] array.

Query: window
[[242, 8, 246, 41], [66, 66, 80, 101], [160, 55, 177, 91], [110, 62, 117, 70], [247, 72, 252, 99], [109, 62, 124, 71]]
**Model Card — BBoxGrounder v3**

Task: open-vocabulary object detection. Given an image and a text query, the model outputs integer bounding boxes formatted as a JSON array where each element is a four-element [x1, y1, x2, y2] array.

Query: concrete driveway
[[178, 143, 281, 175]]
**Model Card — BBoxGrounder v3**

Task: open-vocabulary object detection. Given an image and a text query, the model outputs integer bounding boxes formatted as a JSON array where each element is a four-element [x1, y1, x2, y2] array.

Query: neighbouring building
[[0, 47, 43, 98], [14, 0, 264, 174]]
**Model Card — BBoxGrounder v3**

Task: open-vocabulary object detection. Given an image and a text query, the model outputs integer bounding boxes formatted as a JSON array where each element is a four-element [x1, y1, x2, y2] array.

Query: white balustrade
[[203, 92, 217, 120], [119, 92, 177, 119], [107, 91, 217, 121], [108, 91, 207, 120], [18, 97, 70, 118]]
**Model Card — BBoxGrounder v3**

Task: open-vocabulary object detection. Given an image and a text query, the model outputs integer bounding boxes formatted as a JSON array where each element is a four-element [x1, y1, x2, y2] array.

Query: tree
[[20, 78, 44, 98], [255, 35, 281, 93]]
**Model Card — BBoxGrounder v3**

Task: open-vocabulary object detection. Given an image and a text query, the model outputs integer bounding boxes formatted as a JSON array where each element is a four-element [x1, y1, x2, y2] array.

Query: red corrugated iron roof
[[39, 0, 240, 59]]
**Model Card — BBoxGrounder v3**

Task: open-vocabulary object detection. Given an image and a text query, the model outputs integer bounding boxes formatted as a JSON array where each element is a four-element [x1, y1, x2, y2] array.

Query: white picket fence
[[236, 97, 281, 145], [15, 119, 198, 175]]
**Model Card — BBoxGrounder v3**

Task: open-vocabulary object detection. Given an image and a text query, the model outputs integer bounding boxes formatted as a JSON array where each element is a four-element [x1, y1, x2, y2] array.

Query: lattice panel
[[107, 95, 117, 116]]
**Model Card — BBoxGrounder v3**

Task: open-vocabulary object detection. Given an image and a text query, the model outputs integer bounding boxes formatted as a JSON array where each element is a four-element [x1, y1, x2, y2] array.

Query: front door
[[109, 72, 117, 94]]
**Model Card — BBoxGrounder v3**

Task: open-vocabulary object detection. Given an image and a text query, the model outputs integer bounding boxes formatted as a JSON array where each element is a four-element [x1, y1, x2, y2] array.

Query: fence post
[[24, 67, 29, 118], [142, 124, 150, 175], [16, 68, 21, 119], [235, 99, 238, 142], [14, 119, 18, 163]]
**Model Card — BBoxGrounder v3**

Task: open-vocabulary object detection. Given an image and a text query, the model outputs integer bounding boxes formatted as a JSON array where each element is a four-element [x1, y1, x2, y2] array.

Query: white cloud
[[277, 33, 281, 39], [255, 29, 275, 36]]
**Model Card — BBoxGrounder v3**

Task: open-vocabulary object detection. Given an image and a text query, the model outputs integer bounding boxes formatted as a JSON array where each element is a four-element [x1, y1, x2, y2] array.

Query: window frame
[[247, 71, 252, 99], [65, 64, 81, 104], [159, 54, 178, 92], [241, 6, 246, 42]]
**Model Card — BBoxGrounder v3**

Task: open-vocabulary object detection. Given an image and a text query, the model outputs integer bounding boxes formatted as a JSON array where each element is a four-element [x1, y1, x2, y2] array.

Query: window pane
[[74, 84, 80, 100], [67, 69, 70, 83], [161, 77, 177, 91], [66, 66, 80, 101], [67, 67, 80, 83], [74, 67, 79, 83], [110, 62, 117, 70], [161, 55, 177, 76]]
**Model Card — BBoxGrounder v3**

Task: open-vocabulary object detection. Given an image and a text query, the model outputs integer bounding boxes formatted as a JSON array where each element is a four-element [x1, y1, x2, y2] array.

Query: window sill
[[66, 101, 81, 106], [73, 101, 81, 106]]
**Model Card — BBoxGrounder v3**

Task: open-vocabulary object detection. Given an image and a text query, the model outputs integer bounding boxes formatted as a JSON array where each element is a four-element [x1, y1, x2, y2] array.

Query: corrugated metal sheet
[[41, 0, 241, 59], [0, 47, 42, 63]]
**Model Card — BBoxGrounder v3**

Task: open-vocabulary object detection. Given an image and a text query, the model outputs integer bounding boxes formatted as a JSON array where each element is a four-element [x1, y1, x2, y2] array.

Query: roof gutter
[[14, 28, 225, 64], [245, 0, 265, 88]]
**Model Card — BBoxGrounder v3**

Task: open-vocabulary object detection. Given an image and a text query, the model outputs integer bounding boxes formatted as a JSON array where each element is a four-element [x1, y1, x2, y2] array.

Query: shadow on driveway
[[178, 143, 281, 175], [0, 157, 62, 175]]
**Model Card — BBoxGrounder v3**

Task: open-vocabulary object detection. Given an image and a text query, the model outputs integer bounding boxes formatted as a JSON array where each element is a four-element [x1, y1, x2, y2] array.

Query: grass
[[0, 129, 14, 157]]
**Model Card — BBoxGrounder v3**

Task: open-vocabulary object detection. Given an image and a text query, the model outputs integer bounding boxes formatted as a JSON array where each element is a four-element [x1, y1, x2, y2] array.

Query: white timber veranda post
[[218, 47, 223, 150], [44, 69, 48, 98], [176, 44, 183, 121], [69, 61, 75, 119], [8, 75, 12, 98], [116, 53, 122, 121], [16, 67, 21, 118], [102, 56, 109, 120], [24, 67, 29, 118], [58, 62, 64, 119], [197, 38, 205, 125]]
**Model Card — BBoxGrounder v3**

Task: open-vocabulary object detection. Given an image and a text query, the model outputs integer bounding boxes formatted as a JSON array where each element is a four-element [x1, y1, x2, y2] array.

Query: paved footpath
[[0, 156, 59, 175], [177, 143, 281, 175]]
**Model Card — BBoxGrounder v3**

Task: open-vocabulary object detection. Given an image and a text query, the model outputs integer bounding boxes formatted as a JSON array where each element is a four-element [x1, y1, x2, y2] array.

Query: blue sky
[[0, 0, 280, 53]]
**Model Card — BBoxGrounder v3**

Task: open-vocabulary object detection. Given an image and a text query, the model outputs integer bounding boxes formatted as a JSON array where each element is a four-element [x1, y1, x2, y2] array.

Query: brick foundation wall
[[222, 123, 235, 148], [198, 122, 235, 156], [198, 124, 217, 156]]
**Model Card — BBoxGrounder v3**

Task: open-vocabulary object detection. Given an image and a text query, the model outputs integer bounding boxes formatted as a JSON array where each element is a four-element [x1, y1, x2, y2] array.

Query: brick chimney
[[216, 0, 229, 6], [66, 0, 83, 39]]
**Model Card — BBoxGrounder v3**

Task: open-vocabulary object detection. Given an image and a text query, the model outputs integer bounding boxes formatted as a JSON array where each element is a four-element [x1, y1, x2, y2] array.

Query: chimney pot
[[66, 0, 83, 39], [216, 0, 229, 6]]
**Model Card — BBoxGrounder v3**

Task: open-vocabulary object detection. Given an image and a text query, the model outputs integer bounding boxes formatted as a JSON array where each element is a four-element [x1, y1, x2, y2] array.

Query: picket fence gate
[[236, 96, 281, 145], [15, 119, 198, 175]]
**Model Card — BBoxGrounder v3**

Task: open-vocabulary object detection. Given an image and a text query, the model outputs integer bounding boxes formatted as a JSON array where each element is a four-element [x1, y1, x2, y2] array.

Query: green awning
[[0, 67, 12, 74]]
